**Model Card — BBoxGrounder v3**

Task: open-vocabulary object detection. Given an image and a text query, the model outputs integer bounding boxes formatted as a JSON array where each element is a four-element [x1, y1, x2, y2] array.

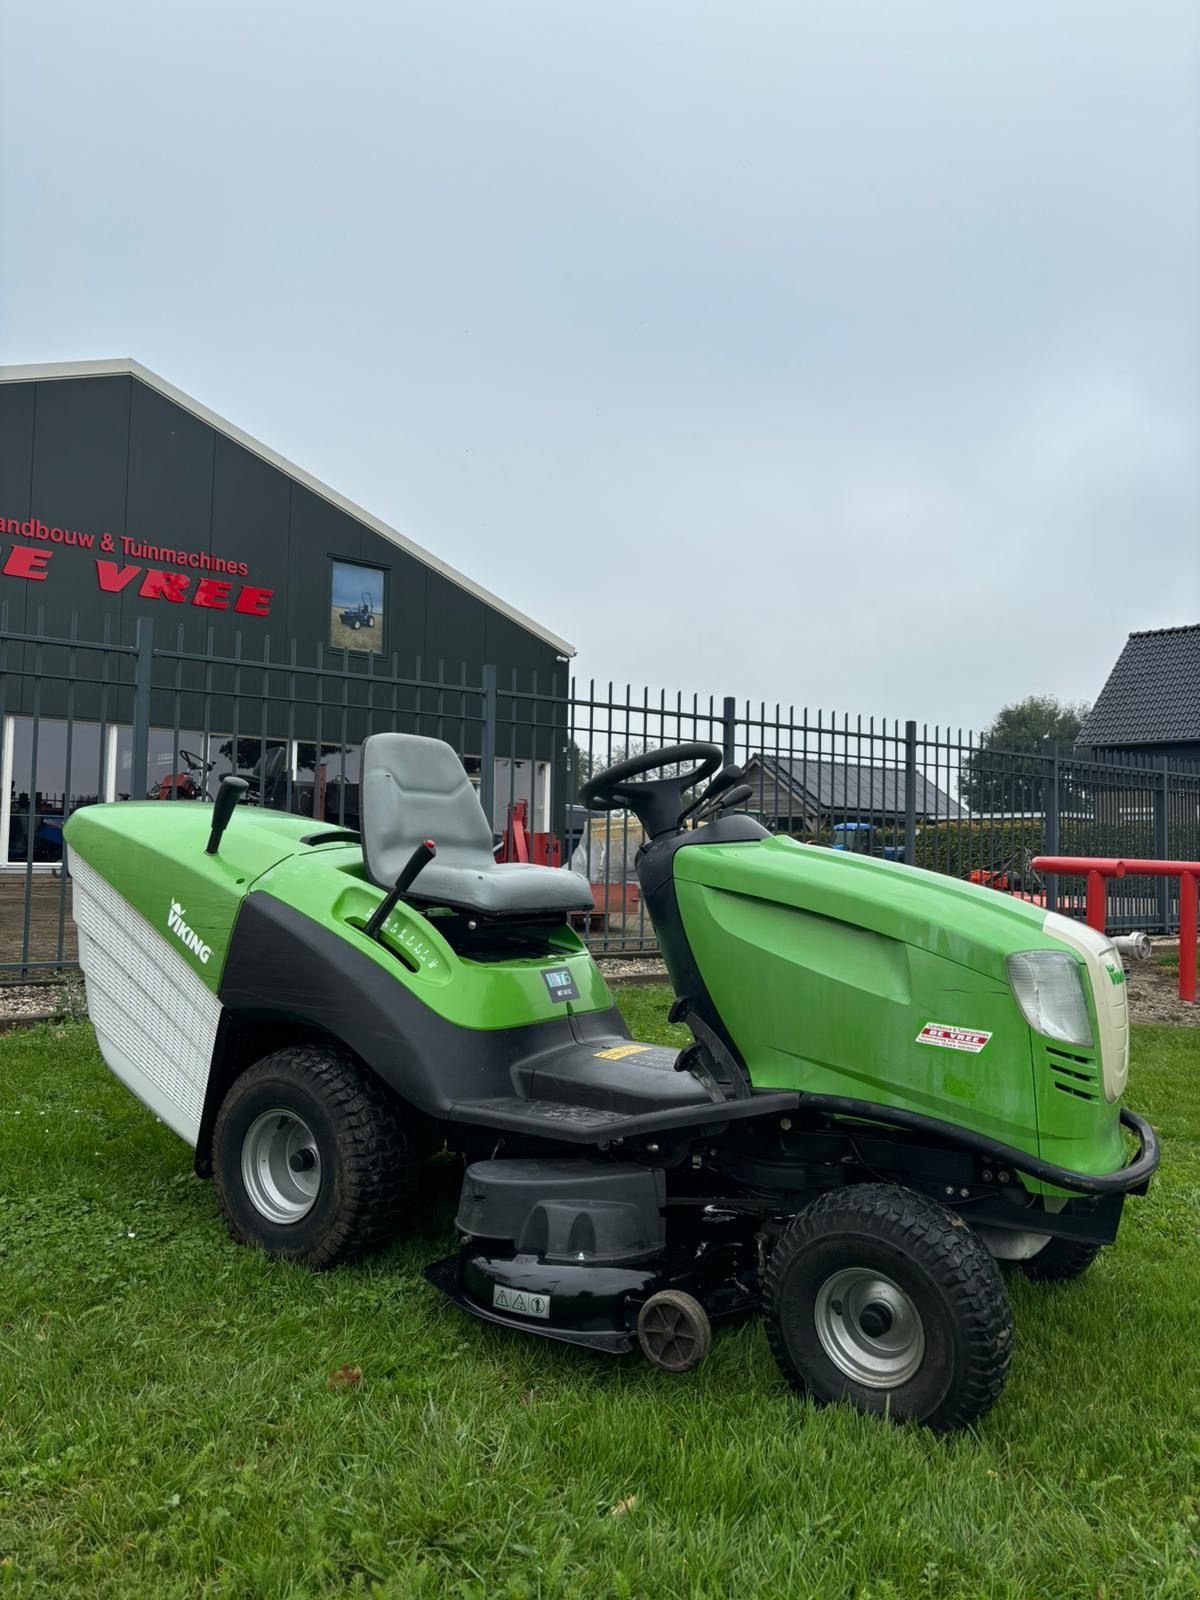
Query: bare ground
[[1123, 955, 1197, 1026]]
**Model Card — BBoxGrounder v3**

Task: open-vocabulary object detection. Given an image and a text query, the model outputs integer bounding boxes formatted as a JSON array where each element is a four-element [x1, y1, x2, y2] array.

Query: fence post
[[722, 696, 737, 769], [129, 616, 153, 799], [903, 720, 917, 863], [1042, 740, 1060, 914], [479, 664, 497, 828], [1154, 757, 1170, 932]]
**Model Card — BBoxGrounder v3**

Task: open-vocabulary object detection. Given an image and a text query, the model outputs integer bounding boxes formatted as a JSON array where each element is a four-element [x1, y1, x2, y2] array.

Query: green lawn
[[1, 996, 1198, 1599]]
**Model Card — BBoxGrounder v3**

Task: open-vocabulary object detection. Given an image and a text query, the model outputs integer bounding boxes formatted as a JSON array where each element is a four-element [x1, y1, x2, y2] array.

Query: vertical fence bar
[[129, 615, 153, 799], [1043, 740, 1060, 914], [1154, 757, 1170, 932], [721, 696, 736, 769], [480, 663, 497, 825], [903, 719, 917, 863]]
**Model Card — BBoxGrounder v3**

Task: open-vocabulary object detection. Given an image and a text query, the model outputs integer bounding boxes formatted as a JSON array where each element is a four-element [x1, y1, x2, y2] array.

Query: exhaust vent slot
[[1044, 1045, 1100, 1103]]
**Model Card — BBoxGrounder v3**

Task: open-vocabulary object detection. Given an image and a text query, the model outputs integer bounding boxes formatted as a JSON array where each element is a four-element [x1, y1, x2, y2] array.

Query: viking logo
[[167, 899, 212, 965]]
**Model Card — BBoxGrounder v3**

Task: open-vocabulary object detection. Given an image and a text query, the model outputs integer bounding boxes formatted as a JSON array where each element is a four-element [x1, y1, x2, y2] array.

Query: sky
[[1, 1, 1197, 734]]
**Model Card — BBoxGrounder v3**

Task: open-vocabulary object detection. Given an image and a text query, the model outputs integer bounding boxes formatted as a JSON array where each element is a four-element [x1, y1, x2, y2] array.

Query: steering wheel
[[579, 741, 723, 813]]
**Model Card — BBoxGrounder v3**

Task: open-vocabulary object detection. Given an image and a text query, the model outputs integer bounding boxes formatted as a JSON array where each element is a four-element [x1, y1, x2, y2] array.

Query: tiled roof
[[1079, 625, 1200, 744], [749, 754, 965, 820]]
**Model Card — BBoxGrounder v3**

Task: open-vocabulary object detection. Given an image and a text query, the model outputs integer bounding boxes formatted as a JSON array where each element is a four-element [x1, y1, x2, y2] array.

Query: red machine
[[493, 799, 561, 867], [494, 801, 640, 926]]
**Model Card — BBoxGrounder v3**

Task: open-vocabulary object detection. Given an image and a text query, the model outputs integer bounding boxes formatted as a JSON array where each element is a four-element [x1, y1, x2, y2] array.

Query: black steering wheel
[[579, 741, 723, 813]]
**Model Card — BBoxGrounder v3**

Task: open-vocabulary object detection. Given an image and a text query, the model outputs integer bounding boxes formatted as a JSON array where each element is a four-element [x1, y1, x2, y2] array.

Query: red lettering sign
[[234, 585, 273, 617], [95, 560, 143, 593], [193, 577, 233, 610], [2, 519, 275, 619], [2, 545, 52, 581], [139, 568, 191, 603]]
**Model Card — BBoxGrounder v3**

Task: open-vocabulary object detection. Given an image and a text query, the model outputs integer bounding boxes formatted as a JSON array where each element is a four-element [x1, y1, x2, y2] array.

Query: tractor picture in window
[[339, 592, 376, 632]]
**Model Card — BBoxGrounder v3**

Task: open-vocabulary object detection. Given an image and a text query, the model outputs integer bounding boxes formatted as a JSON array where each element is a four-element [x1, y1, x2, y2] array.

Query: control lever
[[364, 839, 437, 940], [205, 776, 249, 856], [679, 765, 742, 826]]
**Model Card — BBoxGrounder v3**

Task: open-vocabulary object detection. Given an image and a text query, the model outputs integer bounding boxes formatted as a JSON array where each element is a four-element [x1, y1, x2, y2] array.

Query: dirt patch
[[0, 874, 78, 968], [1125, 958, 1197, 1026]]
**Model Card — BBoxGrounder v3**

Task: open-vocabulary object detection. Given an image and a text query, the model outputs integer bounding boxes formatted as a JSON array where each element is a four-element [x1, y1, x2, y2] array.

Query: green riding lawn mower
[[63, 737, 1158, 1432]]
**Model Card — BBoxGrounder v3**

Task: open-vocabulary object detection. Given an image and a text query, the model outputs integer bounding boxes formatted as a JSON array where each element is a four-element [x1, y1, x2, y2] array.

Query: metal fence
[[3, 610, 1199, 974]]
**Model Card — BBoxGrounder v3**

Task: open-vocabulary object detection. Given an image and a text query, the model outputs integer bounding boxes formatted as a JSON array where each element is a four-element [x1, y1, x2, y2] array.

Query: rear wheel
[[212, 1046, 416, 1268], [1019, 1237, 1102, 1283], [764, 1184, 1013, 1432]]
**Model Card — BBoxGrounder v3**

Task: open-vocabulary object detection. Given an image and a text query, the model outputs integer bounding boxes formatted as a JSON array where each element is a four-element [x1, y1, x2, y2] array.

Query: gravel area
[[0, 976, 87, 1026], [0, 983, 60, 1023], [596, 956, 667, 983]]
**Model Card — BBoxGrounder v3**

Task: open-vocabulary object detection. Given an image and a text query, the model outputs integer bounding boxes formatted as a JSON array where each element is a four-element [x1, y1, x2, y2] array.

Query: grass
[[0, 995, 1197, 1599], [1155, 948, 1199, 978]]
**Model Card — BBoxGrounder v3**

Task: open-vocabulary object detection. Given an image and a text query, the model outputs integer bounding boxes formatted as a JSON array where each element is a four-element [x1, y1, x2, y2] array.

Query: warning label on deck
[[916, 1023, 992, 1054], [493, 1285, 550, 1319], [593, 1044, 652, 1061]]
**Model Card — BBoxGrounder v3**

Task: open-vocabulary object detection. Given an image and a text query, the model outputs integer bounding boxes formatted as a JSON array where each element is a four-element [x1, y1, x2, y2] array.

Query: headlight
[[1006, 950, 1093, 1047]]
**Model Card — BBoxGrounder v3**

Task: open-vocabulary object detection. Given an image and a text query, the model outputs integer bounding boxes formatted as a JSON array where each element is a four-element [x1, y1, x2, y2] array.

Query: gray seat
[[360, 733, 595, 917]]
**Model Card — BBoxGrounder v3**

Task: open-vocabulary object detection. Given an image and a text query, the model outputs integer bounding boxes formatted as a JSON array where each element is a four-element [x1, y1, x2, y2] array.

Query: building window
[[4, 717, 107, 864], [329, 559, 385, 654]]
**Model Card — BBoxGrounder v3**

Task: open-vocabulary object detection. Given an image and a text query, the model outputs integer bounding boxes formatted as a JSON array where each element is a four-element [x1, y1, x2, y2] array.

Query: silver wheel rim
[[241, 1109, 322, 1224], [813, 1266, 925, 1388]]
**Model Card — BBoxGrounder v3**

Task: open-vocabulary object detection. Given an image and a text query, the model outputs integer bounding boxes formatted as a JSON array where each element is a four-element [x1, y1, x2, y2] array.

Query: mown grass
[[0, 996, 1198, 1599]]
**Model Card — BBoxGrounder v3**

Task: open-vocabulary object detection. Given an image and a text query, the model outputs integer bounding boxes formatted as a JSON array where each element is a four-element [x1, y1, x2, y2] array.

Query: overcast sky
[[2, 1, 1197, 732]]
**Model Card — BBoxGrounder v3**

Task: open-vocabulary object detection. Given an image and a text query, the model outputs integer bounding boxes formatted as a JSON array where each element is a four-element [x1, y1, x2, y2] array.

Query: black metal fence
[[3, 610, 1199, 974]]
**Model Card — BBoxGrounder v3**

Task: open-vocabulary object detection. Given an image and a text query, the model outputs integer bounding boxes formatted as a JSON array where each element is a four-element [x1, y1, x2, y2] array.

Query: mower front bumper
[[791, 1096, 1160, 1197]]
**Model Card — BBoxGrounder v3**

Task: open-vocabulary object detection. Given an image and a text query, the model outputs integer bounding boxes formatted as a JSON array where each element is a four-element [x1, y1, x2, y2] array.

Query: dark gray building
[[1079, 624, 1200, 766], [0, 359, 573, 864]]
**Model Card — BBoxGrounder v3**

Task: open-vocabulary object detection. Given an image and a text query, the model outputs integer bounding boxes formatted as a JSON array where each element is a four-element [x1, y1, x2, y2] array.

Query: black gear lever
[[365, 839, 437, 940]]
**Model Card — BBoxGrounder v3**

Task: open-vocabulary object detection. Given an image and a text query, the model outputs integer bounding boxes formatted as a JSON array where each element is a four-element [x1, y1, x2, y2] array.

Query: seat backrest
[[361, 733, 494, 888]]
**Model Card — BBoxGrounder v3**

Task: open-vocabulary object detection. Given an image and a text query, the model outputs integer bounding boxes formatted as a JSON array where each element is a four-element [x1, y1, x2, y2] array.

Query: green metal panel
[[675, 836, 1126, 1177], [63, 802, 308, 991]]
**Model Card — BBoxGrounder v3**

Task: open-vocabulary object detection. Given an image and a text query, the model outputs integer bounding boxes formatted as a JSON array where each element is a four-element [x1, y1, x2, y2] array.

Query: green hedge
[[914, 820, 1044, 878], [915, 819, 1200, 880]]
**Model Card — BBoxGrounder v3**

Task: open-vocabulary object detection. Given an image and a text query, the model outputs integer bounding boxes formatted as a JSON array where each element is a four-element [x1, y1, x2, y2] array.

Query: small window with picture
[[330, 560, 385, 653]]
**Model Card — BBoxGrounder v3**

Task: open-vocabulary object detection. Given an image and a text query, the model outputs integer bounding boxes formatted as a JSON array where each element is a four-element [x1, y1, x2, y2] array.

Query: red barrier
[[1032, 856, 1200, 1005]]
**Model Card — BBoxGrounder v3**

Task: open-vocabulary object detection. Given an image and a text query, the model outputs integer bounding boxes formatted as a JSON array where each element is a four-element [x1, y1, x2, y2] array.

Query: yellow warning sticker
[[593, 1044, 653, 1060]]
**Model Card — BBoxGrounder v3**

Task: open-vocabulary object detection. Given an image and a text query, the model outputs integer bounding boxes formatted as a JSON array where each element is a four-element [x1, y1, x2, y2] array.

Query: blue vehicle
[[831, 822, 905, 861]]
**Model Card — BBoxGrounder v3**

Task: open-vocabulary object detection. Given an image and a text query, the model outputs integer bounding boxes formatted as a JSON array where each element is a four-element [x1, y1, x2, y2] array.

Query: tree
[[959, 695, 1090, 815], [568, 739, 694, 793]]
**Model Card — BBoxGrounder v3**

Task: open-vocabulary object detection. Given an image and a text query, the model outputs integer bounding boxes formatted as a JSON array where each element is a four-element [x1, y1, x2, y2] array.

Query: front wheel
[[1019, 1237, 1102, 1283], [764, 1184, 1013, 1432], [212, 1046, 416, 1268]]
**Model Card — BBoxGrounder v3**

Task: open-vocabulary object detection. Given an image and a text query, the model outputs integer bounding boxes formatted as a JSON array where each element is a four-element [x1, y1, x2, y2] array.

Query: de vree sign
[[1, 513, 274, 617]]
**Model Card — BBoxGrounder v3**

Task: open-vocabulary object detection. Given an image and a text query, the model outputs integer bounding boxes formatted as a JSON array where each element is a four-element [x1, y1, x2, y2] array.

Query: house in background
[[1079, 624, 1200, 766], [742, 752, 964, 835]]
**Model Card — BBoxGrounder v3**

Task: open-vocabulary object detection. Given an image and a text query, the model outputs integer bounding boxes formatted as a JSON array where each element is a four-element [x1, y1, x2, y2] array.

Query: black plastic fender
[[202, 892, 628, 1160]]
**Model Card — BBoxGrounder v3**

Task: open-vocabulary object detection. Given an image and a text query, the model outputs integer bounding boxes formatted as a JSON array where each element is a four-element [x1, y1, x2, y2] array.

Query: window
[[329, 560, 385, 654], [115, 730, 290, 808], [5, 717, 106, 864]]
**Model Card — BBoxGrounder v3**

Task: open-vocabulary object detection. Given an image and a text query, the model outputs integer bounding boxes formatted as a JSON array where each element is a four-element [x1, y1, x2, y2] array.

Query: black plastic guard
[[423, 1252, 643, 1353]]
